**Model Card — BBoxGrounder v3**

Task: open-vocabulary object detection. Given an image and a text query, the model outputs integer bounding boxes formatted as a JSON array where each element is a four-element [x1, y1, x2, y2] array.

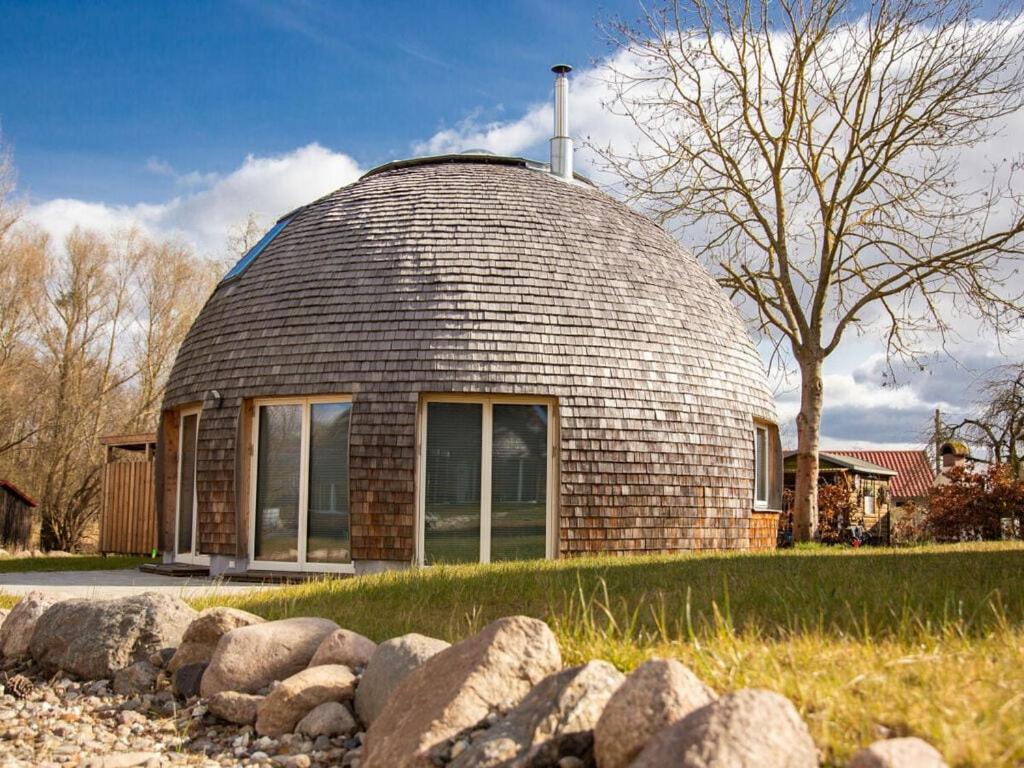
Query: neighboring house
[[827, 450, 935, 507], [153, 67, 783, 578], [783, 452, 897, 543], [0, 479, 36, 551]]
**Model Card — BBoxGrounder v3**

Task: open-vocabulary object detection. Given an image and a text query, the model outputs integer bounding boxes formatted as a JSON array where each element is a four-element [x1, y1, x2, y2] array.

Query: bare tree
[[597, 0, 1024, 539], [946, 365, 1024, 472]]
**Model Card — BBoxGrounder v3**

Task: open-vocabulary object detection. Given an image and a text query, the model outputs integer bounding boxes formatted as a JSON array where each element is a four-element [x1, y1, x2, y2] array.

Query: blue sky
[[2, 1, 1019, 449], [1, 0, 634, 205]]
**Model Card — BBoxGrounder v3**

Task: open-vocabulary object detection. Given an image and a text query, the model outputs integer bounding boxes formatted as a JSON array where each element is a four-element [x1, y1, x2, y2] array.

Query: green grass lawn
[[190, 542, 1024, 767]]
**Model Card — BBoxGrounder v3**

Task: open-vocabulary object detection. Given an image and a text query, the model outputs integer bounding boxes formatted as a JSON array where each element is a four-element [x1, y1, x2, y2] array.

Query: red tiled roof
[[0, 479, 37, 507], [828, 450, 935, 499]]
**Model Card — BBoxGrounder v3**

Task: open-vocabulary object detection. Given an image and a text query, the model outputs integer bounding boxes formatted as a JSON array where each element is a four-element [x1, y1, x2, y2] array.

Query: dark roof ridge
[[361, 152, 597, 187]]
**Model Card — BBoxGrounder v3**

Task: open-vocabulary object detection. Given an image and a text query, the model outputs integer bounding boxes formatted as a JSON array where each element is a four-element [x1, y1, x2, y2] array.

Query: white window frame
[[415, 394, 558, 566], [754, 423, 769, 509], [174, 406, 209, 565], [248, 395, 354, 574]]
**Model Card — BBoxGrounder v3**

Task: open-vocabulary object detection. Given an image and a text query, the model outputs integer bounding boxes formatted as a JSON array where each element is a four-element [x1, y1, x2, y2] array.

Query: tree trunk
[[793, 354, 824, 541]]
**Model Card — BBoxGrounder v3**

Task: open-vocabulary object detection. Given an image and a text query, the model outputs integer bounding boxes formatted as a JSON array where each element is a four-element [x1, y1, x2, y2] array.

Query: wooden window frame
[[174, 406, 209, 565], [754, 423, 770, 509], [415, 393, 558, 567], [247, 395, 354, 574]]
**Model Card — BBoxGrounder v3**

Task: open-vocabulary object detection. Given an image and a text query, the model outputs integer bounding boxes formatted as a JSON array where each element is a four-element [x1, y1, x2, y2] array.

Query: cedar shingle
[[159, 156, 777, 560]]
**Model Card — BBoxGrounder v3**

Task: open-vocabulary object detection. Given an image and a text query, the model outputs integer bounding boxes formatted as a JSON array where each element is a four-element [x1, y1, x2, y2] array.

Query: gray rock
[[113, 660, 159, 695], [848, 737, 947, 767], [208, 690, 264, 725], [297, 700, 359, 738], [309, 628, 377, 669], [255, 664, 358, 737], [450, 660, 624, 768], [148, 647, 176, 668], [29, 593, 196, 679], [593, 658, 715, 768], [200, 616, 339, 697], [168, 606, 265, 673], [630, 688, 817, 768], [0, 592, 56, 658], [354, 632, 450, 726], [172, 661, 208, 699], [362, 616, 562, 768]]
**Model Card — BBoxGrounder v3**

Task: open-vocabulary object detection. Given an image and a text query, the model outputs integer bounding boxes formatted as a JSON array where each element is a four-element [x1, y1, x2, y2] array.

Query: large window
[[754, 424, 769, 507], [419, 396, 555, 565], [250, 397, 352, 571], [754, 421, 782, 510]]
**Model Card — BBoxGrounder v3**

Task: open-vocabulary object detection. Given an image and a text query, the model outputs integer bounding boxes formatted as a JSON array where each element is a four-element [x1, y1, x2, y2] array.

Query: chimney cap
[[551, 64, 573, 74]]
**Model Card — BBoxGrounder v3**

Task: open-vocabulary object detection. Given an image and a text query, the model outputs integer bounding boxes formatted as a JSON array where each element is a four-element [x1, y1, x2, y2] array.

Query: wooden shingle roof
[[162, 156, 777, 558]]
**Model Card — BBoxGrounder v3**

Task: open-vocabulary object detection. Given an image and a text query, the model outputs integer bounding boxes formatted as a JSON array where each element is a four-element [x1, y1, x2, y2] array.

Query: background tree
[[0, 140, 220, 550], [597, 0, 1024, 540], [945, 364, 1024, 473]]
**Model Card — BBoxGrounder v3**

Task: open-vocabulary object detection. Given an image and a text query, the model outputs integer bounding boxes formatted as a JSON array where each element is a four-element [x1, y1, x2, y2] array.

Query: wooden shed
[[99, 433, 158, 555], [0, 479, 36, 551]]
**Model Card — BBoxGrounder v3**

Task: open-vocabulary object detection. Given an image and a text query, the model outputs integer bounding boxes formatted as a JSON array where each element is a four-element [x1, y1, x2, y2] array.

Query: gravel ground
[[0, 659, 362, 768]]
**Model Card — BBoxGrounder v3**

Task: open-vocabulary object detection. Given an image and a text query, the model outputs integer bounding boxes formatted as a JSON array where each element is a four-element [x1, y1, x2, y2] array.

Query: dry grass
[[2, 543, 1021, 764]]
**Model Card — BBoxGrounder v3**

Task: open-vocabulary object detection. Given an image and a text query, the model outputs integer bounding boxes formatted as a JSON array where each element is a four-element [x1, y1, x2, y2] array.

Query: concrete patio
[[0, 568, 278, 600]]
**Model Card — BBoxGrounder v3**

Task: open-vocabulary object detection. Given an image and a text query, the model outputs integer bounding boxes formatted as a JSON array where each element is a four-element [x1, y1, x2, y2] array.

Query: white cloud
[[27, 143, 364, 258]]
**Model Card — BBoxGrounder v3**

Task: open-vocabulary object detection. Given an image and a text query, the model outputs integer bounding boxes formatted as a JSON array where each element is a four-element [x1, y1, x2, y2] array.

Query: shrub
[[926, 465, 1024, 541]]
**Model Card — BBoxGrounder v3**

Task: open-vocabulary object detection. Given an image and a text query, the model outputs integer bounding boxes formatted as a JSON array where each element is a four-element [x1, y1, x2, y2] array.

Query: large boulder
[[29, 593, 196, 679], [200, 617, 338, 697], [255, 664, 358, 737], [848, 737, 947, 768], [208, 691, 264, 726], [0, 592, 56, 658], [361, 616, 562, 768], [450, 660, 624, 768], [167, 606, 264, 673], [308, 628, 377, 669], [296, 701, 359, 739], [630, 688, 818, 768], [354, 632, 450, 726], [593, 658, 715, 768]]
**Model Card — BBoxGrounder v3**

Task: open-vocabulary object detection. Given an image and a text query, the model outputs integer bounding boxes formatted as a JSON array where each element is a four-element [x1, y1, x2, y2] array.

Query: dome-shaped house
[[156, 69, 782, 576]]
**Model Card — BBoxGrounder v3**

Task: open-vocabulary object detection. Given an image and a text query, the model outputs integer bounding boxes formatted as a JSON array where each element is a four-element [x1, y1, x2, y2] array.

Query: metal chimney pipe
[[550, 64, 573, 180]]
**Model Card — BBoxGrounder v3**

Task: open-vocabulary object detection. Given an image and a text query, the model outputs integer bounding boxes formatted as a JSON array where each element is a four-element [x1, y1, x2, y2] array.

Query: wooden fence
[[100, 460, 157, 555]]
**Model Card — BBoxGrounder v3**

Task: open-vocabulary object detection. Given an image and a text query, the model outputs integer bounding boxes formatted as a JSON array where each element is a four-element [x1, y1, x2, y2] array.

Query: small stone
[[296, 701, 358, 739], [256, 664, 357, 737], [149, 648, 177, 668], [277, 756, 311, 768], [354, 633, 450, 726], [209, 690, 264, 725], [114, 661, 160, 696], [172, 661, 208, 699], [308, 629, 377, 670], [201, 617, 339, 698], [631, 688, 817, 768], [168, 607, 265, 673], [557, 758, 585, 768], [593, 658, 715, 768], [0, 592, 56, 658], [848, 737, 948, 767]]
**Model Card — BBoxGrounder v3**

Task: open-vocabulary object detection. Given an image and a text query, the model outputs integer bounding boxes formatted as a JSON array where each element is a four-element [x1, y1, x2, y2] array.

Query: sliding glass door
[[421, 397, 554, 565], [250, 397, 352, 572]]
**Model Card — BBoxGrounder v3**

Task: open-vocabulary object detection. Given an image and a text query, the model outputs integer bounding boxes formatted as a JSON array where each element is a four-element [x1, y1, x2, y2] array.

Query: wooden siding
[[100, 460, 157, 555], [160, 158, 778, 560], [749, 511, 780, 550]]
